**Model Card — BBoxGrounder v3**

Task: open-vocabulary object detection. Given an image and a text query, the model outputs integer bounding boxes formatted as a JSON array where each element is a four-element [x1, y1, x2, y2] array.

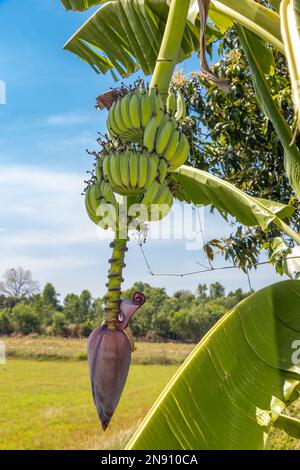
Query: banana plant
[[59, 0, 300, 441]]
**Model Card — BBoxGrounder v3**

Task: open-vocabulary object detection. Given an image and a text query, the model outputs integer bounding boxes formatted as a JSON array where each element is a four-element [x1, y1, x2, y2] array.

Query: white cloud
[[45, 112, 91, 126]]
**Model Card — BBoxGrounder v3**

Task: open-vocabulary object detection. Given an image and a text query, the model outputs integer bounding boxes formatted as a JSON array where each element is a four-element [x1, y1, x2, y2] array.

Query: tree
[[63, 293, 80, 323], [42, 283, 60, 309], [0, 267, 39, 299], [11, 303, 41, 335], [78, 290, 92, 323], [196, 284, 208, 303], [209, 282, 225, 300]]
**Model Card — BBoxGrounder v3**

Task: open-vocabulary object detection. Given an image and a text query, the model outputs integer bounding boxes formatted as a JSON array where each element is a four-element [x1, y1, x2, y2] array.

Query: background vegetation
[[0, 267, 250, 342]]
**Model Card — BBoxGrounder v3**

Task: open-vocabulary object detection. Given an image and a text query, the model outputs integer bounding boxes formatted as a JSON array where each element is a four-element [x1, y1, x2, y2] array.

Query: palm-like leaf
[[126, 280, 300, 450], [171, 165, 299, 243], [60, 0, 283, 78]]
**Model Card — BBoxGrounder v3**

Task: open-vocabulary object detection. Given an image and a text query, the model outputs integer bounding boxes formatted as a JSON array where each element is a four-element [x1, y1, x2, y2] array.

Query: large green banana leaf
[[126, 280, 300, 450], [280, 0, 300, 130], [237, 26, 300, 202], [171, 165, 300, 243], [60, 0, 283, 78]]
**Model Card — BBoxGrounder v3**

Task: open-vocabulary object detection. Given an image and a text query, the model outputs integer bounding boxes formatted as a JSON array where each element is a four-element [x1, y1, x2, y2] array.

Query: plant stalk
[[105, 224, 129, 330], [150, 0, 190, 98]]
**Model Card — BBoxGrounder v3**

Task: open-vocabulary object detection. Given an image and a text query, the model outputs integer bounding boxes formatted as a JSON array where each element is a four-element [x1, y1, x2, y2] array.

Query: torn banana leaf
[[126, 280, 300, 450], [60, 0, 283, 79]]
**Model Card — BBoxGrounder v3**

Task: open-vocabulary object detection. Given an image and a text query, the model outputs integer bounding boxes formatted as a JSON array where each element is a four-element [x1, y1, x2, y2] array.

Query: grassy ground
[[2, 335, 195, 364], [0, 359, 177, 450], [0, 337, 299, 450]]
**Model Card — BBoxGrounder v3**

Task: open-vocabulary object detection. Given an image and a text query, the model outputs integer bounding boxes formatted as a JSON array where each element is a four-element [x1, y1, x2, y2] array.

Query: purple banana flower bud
[[87, 292, 145, 430]]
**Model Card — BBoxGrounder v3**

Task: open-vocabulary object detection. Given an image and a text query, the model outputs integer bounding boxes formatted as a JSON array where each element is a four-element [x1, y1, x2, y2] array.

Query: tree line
[[0, 267, 250, 342]]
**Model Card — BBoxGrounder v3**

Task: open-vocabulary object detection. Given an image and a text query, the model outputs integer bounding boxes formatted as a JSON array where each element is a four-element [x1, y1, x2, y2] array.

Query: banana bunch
[[166, 89, 186, 123], [100, 150, 159, 195], [106, 87, 164, 142], [143, 113, 190, 170], [85, 182, 118, 230]]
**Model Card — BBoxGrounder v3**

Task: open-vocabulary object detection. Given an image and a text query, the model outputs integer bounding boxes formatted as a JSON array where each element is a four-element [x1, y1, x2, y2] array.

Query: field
[[0, 336, 299, 450]]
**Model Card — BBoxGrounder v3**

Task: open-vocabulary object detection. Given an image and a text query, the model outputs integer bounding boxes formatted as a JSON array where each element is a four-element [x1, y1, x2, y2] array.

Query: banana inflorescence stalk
[[84, 78, 191, 430]]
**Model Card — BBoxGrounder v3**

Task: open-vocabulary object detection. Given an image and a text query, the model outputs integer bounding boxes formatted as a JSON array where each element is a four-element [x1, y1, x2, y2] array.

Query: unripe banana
[[114, 99, 128, 134], [141, 93, 152, 128], [129, 92, 142, 129], [149, 184, 173, 221], [95, 159, 103, 181], [101, 181, 118, 208], [109, 153, 123, 189], [166, 91, 176, 114], [146, 157, 159, 188], [163, 129, 180, 162], [120, 93, 133, 129], [141, 180, 160, 207], [129, 152, 139, 190], [156, 119, 173, 155], [143, 116, 157, 153], [102, 155, 112, 182], [158, 158, 168, 183], [89, 183, 102, 213], [138, 153, 148, 189], [120, 151, 131, 188], [107, 102, 121, 137], [175, 91, 186, 122], [169, 133, 190, 170]]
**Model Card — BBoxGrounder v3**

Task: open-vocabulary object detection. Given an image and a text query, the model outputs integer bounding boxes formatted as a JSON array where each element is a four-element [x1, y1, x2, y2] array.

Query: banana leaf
[[126, 280, 300, 450], [60, 0, 283, 78], [237, 25, 300, 202], [171, 165, 300, 244], [280, 0, 300, 130]]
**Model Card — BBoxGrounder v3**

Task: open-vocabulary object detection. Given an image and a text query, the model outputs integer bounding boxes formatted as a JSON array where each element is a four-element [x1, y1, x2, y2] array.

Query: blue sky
[[0, 0, 284, 298]]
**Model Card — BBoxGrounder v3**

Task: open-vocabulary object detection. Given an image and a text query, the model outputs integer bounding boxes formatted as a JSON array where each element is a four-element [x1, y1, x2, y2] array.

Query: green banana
[[158, 158, 168, 183], [141, 180, 160, 207], [109, 153, 123, 189], [163, 129, 180, 162], [114, 99, 128, 134], [141, 92, 152, 128], [138, 153, 148, 189], [101, 181, 118, 208], [120, 151, 131, 188], [129, 92, 142, 130], [89, 183, 102, 213], [146, 157, 158, 188], [143, 116, 157, 153], [129, 152, 139, 190], [102, 155, 112, 182], [120, 93, 133, 129], [95, 159, 103, 181], [174, 91, 186, 122], [166, 91, 176, 114], [107, 102, 120, 137], [169, 133, 190, 170], [156, 119, 173, 155]]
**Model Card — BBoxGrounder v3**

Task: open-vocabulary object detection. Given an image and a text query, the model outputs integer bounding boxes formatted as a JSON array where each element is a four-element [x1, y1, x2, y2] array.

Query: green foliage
[[173, 28, 300, 269], [0, 278, 250, 341], [10, 303, 41, 335]]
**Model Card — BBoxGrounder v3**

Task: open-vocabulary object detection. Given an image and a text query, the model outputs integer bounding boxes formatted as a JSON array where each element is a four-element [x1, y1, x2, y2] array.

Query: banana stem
[[105, 225, 129, 330], [150, 0, 190, 98]]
